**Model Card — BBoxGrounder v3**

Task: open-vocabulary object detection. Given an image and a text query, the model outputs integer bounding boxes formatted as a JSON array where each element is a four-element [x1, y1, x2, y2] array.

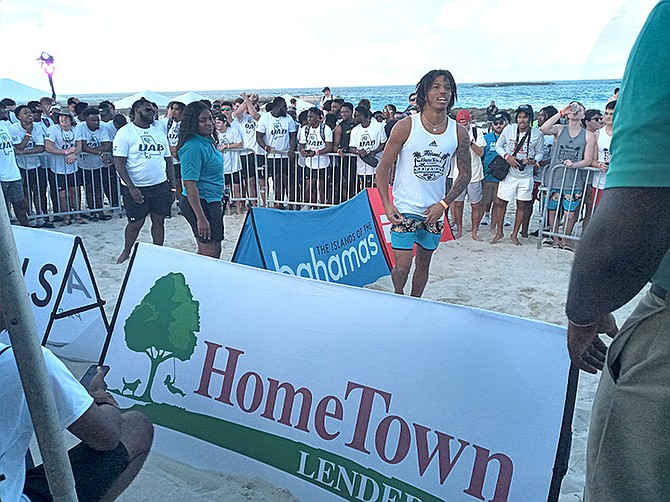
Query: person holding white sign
[[376, 69, 471, 297], [566, 3, 670, 500], [0, 300, 154, 502]]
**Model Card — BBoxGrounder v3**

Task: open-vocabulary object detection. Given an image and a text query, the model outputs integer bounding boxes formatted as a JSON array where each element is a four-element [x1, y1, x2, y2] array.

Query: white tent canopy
[[281, 94, 314, 113], [0, 78, 50, 104], [113, 90, 171, 109], [172, 91, 208, 104]]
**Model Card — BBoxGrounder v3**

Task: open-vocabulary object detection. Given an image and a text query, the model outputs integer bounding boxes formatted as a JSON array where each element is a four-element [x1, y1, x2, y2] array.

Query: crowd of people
[[0, 79, 618, 262]]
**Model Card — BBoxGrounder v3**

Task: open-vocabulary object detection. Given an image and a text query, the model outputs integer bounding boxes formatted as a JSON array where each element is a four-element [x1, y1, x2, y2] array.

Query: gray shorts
[[1, 179, 25, 204], [454, 181, 483, 204]]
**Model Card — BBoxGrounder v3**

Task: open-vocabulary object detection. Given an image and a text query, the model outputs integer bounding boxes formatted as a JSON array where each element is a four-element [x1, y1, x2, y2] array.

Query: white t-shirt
[[453, 126, 485, 183], [298, 123, 333, 169], [160, 118, 181, 164], [46, 125, 78, 174], [592, 128, 612, 190], [153, 119, 167, 136], [101, 120, 118, 140], [0, 122, 21, 182], [350, 120, 387, 176], [0, 342, 93, 502], [75, 123, 112, 170], [494, 124, 545, 180], [256, 113, 298, 159], [10, 123, 45, 170], [217, 128, 242, 174], [233, 113, 262, 155], [112, 123, 170, 187]]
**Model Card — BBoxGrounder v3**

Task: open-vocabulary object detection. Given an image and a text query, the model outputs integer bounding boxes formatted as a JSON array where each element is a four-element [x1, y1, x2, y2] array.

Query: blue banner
[[232, 191, 390, 287]]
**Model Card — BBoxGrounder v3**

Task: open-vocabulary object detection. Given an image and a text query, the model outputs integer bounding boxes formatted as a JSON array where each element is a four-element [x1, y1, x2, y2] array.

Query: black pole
[[48, 74, 56, 101]]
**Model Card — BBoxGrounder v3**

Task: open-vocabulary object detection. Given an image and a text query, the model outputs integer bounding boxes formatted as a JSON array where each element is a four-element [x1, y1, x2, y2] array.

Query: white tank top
[[593, 128, 612, 189], [393, 113, 459, 216]]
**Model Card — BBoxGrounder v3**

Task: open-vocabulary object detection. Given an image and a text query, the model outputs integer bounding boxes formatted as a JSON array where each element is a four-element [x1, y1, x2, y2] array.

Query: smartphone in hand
[[80, 364, 110, 390]]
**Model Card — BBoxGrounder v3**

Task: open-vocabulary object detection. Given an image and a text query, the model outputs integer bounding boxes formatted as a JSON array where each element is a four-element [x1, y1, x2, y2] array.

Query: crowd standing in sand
[[1, 77, 618, 265]]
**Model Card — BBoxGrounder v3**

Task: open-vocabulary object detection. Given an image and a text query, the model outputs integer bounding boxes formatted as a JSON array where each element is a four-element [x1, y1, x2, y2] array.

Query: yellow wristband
[[439, 199, 449, 209]]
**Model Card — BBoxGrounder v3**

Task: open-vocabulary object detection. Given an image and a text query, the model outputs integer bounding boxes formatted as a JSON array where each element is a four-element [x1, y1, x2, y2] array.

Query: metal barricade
[[251, 151, 366, 210], [17, 152, 122, 226], [225, 147, 262, 211], [537, 165, 601, 249]]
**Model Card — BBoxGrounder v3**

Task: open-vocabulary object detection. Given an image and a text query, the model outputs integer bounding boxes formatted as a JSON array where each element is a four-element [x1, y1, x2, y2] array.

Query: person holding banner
[[0, 301, 154, 502], [566, 2, 670, 500], [376, 69, 471, 297], [177, 101, 225, 258]]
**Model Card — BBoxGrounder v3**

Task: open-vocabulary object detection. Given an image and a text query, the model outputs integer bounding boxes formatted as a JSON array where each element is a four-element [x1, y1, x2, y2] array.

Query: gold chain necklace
[[421, 113, 447, 132]]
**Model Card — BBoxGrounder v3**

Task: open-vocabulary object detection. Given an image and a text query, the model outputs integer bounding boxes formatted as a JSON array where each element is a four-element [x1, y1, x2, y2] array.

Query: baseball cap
[[322, 86, 330, 92], [515, 104, 534, 119], [492, 113, 506, 122], [456, 110, 471, 123]]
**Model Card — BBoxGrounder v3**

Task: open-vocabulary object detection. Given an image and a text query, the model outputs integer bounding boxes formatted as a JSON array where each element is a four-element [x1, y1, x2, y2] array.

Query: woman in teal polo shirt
[[177, 102, 225, 258]]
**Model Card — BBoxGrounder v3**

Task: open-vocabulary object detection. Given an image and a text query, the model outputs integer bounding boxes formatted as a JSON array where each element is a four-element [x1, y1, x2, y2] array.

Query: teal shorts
[[390, 214, 443, 251], [547, 190, 583, 212]]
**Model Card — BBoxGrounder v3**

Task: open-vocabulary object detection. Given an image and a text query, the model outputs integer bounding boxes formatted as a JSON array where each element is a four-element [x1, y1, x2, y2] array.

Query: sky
[[0, 0, 659, 95]]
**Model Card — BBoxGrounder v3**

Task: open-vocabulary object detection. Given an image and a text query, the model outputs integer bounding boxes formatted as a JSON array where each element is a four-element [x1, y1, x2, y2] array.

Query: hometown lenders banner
[[103, 243, 572, 502], [232, 190, 390, 287]]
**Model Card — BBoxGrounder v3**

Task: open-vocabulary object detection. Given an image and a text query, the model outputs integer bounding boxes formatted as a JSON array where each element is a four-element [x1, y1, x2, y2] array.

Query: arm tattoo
[[444, 133, 472, 205]]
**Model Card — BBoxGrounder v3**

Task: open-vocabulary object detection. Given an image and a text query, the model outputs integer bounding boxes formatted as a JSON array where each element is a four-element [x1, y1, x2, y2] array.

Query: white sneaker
[[481, 214, 490, 225], [504, 219, 511, 227]]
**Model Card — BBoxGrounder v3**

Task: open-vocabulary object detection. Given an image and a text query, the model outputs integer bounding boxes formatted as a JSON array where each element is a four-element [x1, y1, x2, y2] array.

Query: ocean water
[[78, 79, 621, 113]]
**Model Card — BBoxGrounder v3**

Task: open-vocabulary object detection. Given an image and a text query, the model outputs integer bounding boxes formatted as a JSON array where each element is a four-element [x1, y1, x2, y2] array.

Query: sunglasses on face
[[493, 120, 504, 125], [222, 107, 232, 111], [212, 104, 221, 109]]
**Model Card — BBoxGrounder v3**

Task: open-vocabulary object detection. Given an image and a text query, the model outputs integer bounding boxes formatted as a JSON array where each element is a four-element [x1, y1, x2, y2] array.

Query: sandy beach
[[50, 207, 644, 502]]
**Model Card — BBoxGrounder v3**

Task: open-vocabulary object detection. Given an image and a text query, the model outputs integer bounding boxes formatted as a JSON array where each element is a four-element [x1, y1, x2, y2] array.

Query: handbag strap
[[513, 128, 531, 157]]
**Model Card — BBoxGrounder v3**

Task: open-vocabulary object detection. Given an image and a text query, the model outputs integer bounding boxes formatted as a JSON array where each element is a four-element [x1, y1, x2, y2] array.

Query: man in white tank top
[[376, 69, 472, 297], [589, 100, 615, 209]]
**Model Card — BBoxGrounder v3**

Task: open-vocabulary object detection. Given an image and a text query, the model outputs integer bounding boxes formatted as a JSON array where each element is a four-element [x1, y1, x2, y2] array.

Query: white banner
[[103, 243, 571, 502], [10, 226, 108, 362]]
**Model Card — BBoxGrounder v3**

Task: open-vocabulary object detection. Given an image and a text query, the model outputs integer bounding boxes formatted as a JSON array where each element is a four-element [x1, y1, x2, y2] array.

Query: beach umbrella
[[172, 91, 209, 104], [114, 90, 171, 109], [0, 78, 49, 103], [281, 94, 314, 113]]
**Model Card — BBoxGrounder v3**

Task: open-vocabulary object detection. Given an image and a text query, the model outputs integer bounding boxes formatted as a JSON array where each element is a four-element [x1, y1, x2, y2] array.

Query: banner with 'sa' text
[[232, 190, 390, 287], [7, 226, 108, 362], [103, 243, 571, 502]]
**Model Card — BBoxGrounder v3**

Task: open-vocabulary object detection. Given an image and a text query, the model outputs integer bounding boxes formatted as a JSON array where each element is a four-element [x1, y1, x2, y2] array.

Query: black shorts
[[266, 157, 289, 178], [122, 181, 173, 221], [180, 196, 224, 243], [54, 172, 77, 191], [240, 153, 255, 179], [1, 180, 25, 203], [23, 442, 130, 502], [225, 172, 241, 185], [305, 167, 327, 182], [20, 168, 48, 191]]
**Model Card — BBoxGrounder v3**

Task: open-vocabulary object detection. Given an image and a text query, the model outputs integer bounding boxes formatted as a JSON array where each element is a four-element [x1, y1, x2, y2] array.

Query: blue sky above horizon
[[0, 0, 658, 95]]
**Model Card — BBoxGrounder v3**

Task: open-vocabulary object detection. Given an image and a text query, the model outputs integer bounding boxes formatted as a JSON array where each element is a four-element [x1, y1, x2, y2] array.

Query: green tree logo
[[124, 272, 200, 402]]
